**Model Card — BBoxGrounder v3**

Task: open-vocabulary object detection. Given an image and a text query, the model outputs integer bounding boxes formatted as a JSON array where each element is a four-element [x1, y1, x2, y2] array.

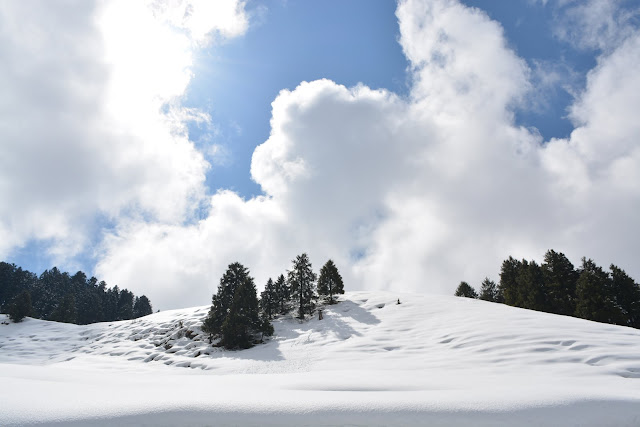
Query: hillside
[[1, 291, 640, 426]]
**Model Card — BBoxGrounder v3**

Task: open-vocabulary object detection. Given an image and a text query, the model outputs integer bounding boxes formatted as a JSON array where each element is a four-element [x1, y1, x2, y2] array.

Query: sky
[[1, 0, 639, 310]]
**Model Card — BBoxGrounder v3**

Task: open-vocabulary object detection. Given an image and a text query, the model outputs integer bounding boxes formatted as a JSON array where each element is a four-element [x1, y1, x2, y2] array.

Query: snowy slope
[[1, 291, 640, 426]]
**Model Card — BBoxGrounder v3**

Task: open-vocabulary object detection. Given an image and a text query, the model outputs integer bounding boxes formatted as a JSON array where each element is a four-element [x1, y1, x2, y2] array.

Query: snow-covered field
[[1, 291, 640, 426]]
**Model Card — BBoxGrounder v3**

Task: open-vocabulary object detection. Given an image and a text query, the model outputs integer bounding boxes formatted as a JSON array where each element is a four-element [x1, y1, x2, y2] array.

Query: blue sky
[[1, 0, 639, 309]]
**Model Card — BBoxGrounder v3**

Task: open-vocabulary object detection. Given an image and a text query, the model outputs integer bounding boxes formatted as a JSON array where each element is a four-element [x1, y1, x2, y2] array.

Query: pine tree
[[516, 260, 547, 311], [0, 262, 152, 325], [133, 295, 153, 318], [455, 281, 477, 298], [36, 267, 69, 320], [542, 250, 578, 315], [0, 262, 15, 309], [202, 262, 250, 338], [260, 311, 275, 338], [274, 274, 289, 314], [575, 258, 620, 323], [51, 294, 77, 323], [202, 262, 272, 348], [478, 278, 499, 302], [609, 264, 639, 327], [220, 278, 262, 349], [317, 259, 344, 304], [117, 289, 135, 320], [287, 253, 317, 319], [498, 257, 521, 306], [103, 285, 119, 321], [259, 278, 278, 319], [8, 290, 32, 323]]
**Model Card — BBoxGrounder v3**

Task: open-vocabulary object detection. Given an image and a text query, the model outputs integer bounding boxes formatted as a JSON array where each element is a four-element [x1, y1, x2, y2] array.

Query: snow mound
[[1, 291, 640, 426]]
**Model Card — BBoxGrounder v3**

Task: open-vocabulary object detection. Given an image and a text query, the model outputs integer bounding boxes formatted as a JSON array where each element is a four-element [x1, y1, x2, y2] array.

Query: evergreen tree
[[117, 289, 135, 320], [259, 278, 278, 320], [0, 261, 152, 324], [133, 295, 153, 318], [0, 263, 33, 310], [609, 264, 639, 327], [515, 260, 547, 311], [260, 311, 275, 338], [575, 258, 620, 324], [455, 281, 477, 298], [478, 278, 499, 302], [472, 251, 640, 329], [287, 253, 317, 319], [202, 262, 272, 349], [82, 291, 104, 324], [274, 274, 289, 314], [103, 284, 119, 321], [36, 267, 70, 320], [498, 257, 521, 306], [8, 290, 32, 323], [70, 271, 92, 324], [542, 250, 578, 315], [50, 294, 77, 323], [0, 262, 16, 308], [220, 277, 262, 349], [202, 262, 253, 338], [317, 259, 344, 304]]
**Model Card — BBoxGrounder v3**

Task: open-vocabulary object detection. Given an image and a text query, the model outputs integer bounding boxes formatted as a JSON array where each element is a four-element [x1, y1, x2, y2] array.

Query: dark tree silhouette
[[220, 277, 263, 349], [8, 290, 32, 323], [476, 250, 640, 329], [133, 295, 153, 318], [610, 265, 640, 328], [259, 278, 278, 320], [317, 259, 344, 304], [455, 281, 477, 298], [479, 278, 499, 302], [0, 261, 153, 325], [50, 294, 77, 324], [202, 262, 272, 348], [287, 253, 317, 319], [274, 274, 289, 314], [575, 258, 621, 324], [542, 250, 578, 315], [498, 257, 521, 306]]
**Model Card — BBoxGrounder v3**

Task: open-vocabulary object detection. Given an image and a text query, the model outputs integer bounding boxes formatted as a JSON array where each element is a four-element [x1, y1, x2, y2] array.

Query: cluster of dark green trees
[[455, 250, 640, 329], [0, 262, 153, 324], [202, 254, 344, 350]]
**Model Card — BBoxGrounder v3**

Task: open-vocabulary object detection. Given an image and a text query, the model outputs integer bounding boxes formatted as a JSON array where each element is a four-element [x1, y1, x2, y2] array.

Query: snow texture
[[1, 291, 640, 426]]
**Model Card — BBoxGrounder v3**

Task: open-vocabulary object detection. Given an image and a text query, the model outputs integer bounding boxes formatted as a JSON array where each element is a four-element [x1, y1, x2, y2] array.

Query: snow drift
[[1, 291, 640, 426]]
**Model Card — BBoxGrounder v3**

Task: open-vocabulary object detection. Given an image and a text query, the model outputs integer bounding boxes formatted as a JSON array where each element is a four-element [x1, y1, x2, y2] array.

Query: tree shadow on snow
[[331, 299, 381, 326], [215, 300, 381, 362], [277, 300, 381, 353]]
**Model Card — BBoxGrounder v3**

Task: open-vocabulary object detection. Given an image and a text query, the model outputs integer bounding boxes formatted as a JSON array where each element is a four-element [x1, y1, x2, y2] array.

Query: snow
[[1, 291, 640, 426]]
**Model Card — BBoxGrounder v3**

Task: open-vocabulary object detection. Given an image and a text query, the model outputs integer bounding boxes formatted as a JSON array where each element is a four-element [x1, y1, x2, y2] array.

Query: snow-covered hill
[[1, 291, 640, 426]]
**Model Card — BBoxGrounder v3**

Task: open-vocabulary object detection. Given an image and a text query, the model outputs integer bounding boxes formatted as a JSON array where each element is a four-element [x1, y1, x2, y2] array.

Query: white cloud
[[540, 31, 640, 269], [551, 0, 640, 52], [0, 1, 248, 261]]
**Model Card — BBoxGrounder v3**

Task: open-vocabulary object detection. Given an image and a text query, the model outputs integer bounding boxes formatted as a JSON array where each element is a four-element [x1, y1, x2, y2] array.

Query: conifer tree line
[[0, 261, 153, 324], [202, 254, 344, 350], [455, 250, 640, 329]]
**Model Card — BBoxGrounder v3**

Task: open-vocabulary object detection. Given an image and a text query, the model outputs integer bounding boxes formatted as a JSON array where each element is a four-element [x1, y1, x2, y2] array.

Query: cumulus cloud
[[3, 0, 639, 309], [0, 0, 248, 259], [540, 31, 640, 268]]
